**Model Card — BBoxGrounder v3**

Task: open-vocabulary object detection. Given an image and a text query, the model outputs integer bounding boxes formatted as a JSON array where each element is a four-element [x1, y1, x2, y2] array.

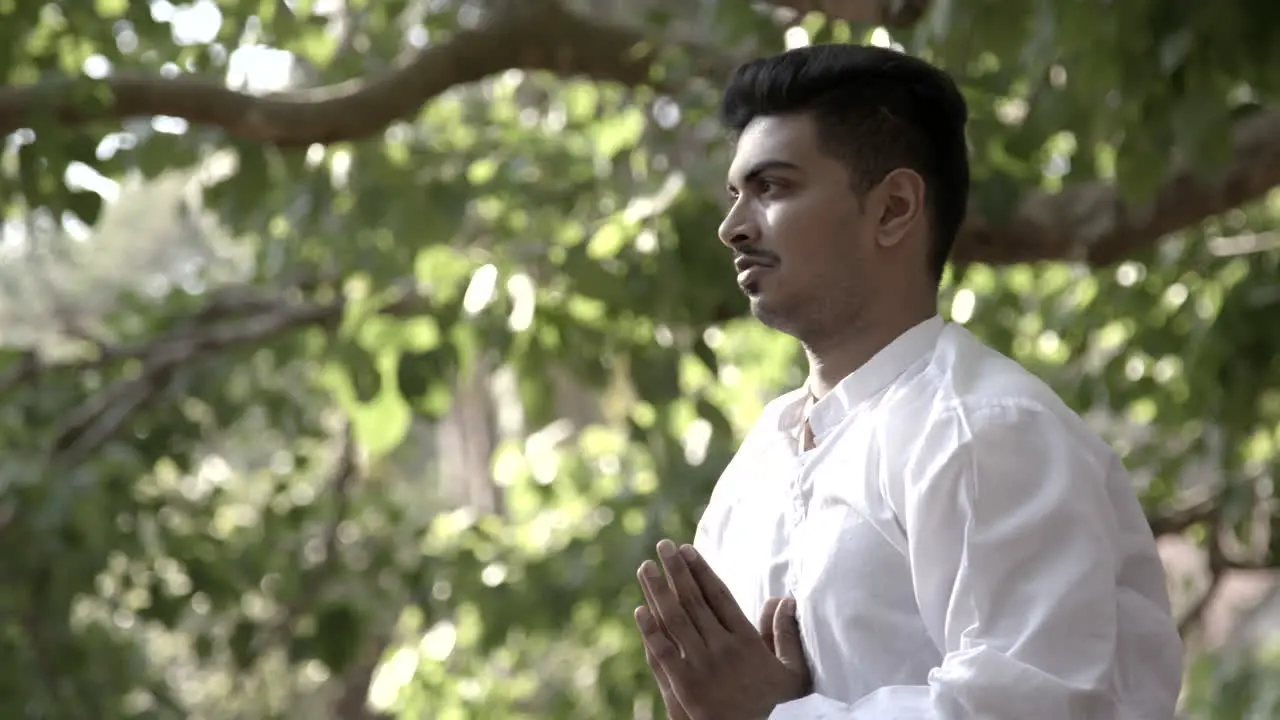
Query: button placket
[[784, 457, 813, 595]]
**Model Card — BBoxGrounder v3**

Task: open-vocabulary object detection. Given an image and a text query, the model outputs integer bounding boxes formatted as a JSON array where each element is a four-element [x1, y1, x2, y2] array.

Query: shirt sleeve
[[768, 401, 1177, 720]]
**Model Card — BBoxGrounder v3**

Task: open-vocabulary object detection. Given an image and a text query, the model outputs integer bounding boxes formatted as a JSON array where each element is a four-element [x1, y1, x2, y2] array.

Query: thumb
[[758, 597, 783, 653], [772, 596, 808, 676]]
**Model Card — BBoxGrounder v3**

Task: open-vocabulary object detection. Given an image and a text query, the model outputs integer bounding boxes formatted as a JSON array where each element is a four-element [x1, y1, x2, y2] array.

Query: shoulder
[[880, 324, 1114, 477], [931, 323, 1074, 410]]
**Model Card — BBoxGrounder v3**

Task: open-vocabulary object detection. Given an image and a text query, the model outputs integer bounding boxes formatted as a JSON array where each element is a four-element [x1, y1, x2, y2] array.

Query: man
[[633, 44, 1184, 719]]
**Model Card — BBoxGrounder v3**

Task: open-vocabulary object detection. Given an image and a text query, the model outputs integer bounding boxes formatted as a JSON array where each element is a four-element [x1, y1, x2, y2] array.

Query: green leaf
[[228, 619, 258, 670], [396, 350, 437, 401], [336, 342, 383, 404], [67, 189, 103, 225], [314, 602, 363, 673], [631, 345, 681, 406], [692, 337, 718, 374]]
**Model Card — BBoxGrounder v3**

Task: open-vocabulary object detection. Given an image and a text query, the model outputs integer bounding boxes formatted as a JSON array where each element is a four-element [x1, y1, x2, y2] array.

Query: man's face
[[719, 114, 874, 340]]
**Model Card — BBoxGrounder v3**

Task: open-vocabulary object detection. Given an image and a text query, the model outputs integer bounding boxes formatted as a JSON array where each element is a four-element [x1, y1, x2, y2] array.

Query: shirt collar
[[775, 315, 944, 443]]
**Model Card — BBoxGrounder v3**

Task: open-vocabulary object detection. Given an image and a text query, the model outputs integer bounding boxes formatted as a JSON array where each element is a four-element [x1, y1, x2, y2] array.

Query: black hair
[[719, 44, 969, 283]]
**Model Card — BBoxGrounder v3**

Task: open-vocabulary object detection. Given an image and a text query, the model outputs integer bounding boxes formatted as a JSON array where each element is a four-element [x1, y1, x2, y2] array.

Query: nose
[[717, 198, 757, 249]]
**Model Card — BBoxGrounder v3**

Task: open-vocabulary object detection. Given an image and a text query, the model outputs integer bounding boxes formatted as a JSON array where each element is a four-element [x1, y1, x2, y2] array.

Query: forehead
[[726, 114, 824, 182]]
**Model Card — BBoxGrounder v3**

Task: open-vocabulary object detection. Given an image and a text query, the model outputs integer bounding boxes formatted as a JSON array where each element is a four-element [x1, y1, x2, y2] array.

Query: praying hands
[[635, 539, 811, 720]]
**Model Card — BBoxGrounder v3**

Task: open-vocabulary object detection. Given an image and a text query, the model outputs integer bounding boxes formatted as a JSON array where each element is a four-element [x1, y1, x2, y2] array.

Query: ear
[[869, 168, 927, 248]]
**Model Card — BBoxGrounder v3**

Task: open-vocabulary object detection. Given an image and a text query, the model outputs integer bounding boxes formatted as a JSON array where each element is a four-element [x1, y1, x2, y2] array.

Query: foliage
[[1183, 642, 1280, 719], [1, 0, 1279, 718]]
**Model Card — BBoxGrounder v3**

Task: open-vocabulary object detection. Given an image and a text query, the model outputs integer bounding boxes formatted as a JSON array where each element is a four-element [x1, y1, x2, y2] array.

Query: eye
[[757, 178, 784, 195]]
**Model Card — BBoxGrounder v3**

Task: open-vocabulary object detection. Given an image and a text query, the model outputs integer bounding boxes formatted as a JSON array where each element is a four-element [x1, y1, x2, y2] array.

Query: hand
[[637, 559, 695, 720], [642, 640, 691, 720], [635, 539, 811, 720], [640, 596, 795, 720]]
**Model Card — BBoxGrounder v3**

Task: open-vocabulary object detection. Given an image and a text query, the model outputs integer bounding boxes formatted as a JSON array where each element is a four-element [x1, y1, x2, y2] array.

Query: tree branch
[[0, 3, 706, 146], [1177, 560, 1224, 637], [255, 420, 359, 660], [952, 109, 1280, 267], [1171, 493, 1280, 636], [1148, 495, 1220, 537], [32, 277, 428, 469], [2, 1, 1279, 267]]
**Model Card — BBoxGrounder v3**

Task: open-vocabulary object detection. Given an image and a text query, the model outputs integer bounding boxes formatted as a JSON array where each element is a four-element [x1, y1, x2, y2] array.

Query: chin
[[748, 294, 798, 335]]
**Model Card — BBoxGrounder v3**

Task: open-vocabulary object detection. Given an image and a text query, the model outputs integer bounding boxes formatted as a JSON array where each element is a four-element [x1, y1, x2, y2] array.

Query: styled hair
[[719, 44, 969, 283]]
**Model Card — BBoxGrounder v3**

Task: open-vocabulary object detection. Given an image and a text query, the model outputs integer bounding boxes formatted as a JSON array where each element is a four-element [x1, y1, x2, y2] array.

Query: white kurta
[[693, 316, 1183, 719]]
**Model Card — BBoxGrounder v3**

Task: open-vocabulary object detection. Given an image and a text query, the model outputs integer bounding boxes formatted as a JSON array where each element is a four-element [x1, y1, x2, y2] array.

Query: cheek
[[770, 202, 864, 271]]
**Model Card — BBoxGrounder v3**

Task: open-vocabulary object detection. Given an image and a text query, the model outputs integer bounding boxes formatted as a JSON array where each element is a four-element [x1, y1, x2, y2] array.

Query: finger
[[643, 645, 681, 709], [682, 544, 757, 635], [642, 640, 689, 720], [636, 605, 689, 674], [639, 565, 681, 652], [772, 596, 810, 682], [639, 560, 706, 662], [758, 596, 784, 654], [644, 647, 674, 692], [657, 539, 728, 642], [643, 650, 688, 720], [640, 574, 670, 634]]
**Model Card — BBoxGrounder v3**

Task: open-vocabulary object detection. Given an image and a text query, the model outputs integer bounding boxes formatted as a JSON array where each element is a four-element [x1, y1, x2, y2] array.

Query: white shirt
[[693, 316, 1184, 720]]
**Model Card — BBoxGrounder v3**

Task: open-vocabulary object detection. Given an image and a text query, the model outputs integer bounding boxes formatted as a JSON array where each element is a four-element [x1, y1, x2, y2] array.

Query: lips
[[734, 255, 775, 290], [734, 255, 770, 273]]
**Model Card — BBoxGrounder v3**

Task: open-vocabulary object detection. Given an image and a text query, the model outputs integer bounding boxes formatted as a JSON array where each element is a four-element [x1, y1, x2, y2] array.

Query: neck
[[803, 301, 936, 400]]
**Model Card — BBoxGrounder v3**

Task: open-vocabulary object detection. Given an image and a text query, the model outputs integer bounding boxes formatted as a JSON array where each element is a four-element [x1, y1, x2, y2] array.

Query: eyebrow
[[727, 159, 801, 190]]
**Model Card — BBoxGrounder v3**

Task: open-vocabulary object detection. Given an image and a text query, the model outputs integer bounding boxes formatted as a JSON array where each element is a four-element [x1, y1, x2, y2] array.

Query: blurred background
[[1, 0, 1278, 717]]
